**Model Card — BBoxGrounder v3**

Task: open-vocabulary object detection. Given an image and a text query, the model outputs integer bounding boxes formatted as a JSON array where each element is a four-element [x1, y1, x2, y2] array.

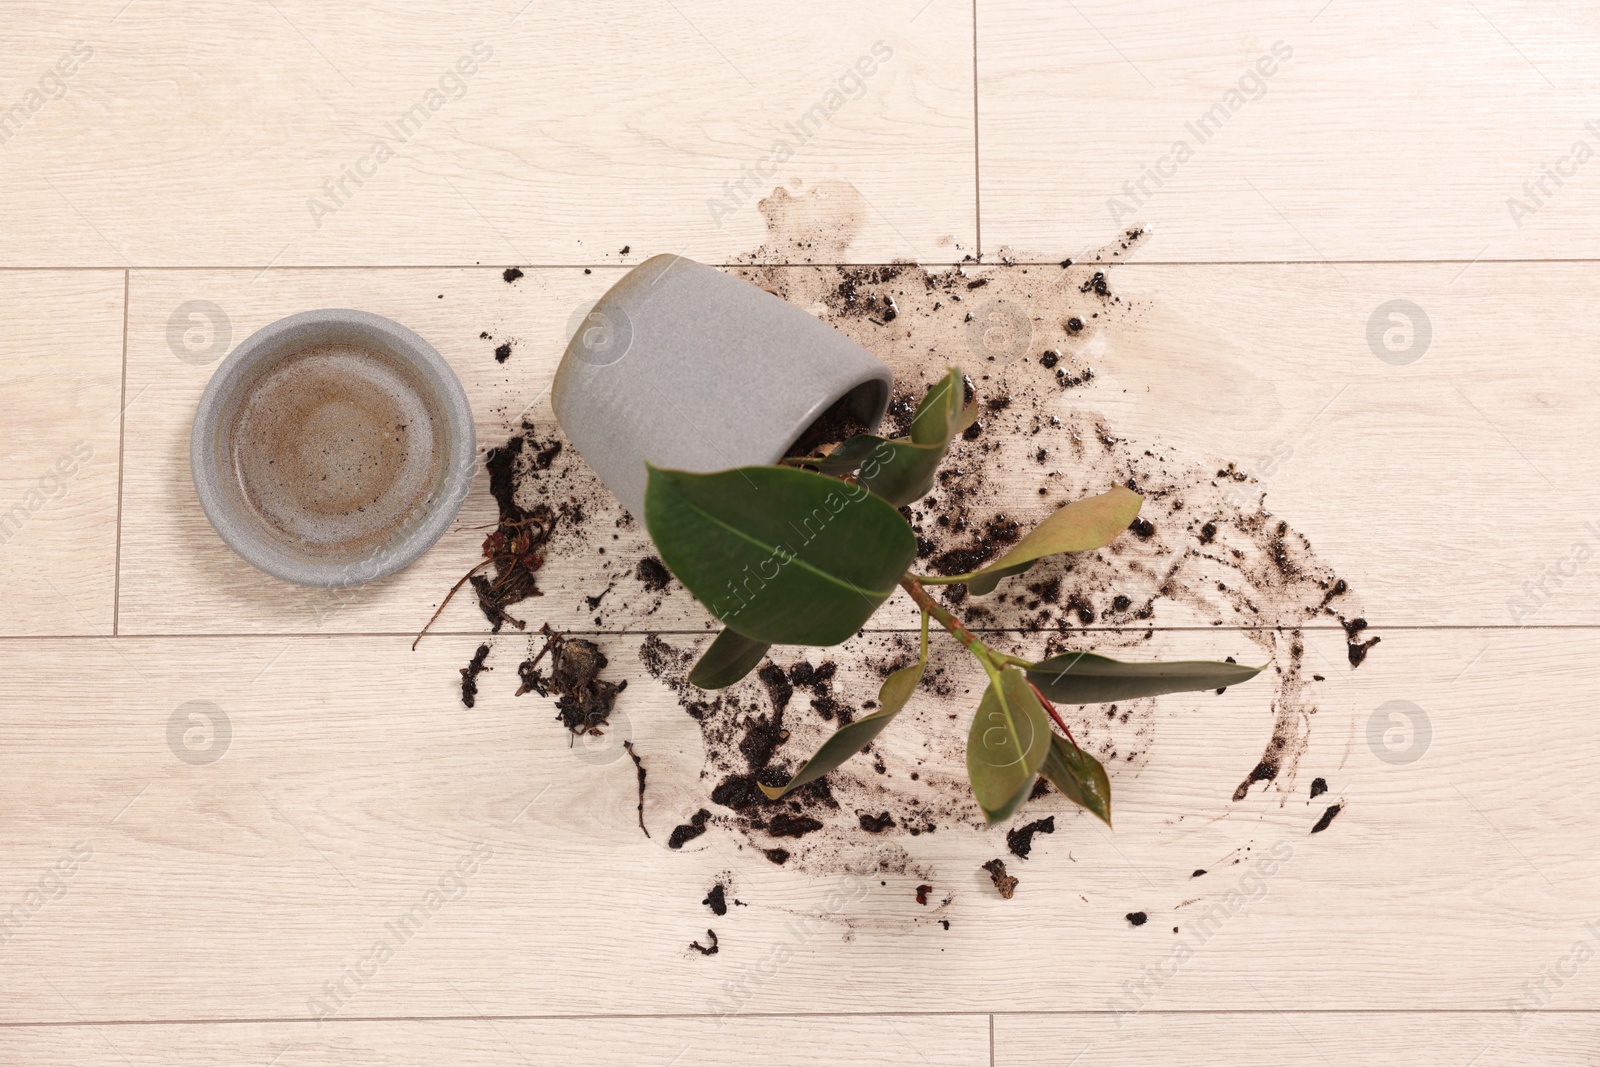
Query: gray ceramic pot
[[190, 308, 475, 587], [552, 254, 893, 518]]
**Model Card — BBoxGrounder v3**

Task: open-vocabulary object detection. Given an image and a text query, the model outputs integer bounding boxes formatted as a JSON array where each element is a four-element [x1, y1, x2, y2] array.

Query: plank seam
[[3, 1008, 1599, 1029], [111, 268, 130, 636], [7, 259, 1600, 271], [2, 623, 1596, 642]]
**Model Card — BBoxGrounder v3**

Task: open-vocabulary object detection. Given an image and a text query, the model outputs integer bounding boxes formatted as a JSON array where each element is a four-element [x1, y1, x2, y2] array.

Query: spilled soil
[[451, 181, 1376, 920]]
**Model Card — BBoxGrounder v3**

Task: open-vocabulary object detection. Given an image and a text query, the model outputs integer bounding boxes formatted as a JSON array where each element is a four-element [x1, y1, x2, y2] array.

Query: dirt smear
[[470, 181, 1374, 893]]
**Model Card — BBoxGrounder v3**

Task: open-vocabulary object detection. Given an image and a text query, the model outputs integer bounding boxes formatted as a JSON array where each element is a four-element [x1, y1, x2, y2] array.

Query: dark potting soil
[[689, 929, 719, 955], [1006, 816, 1056, 860], [1310, 777, 1329, 799], [766, 812, 825, 838], [982, 858, 1018, 900], [783, 390, 872, 459], [703, 882, 728, 916], [1126, 911, 1148, 927], [635, 555, 671, 591], [1310, 803, 1343, 834], [460, 643, 491, 708], [515, 626, 627, 737], [458, 188, 1375, 917], [503, 267, 523, 283], [915, 883, 933, 905], [668, 809, 711, 850], [472, 435, 557, 632], [624, 739, 648, 838]]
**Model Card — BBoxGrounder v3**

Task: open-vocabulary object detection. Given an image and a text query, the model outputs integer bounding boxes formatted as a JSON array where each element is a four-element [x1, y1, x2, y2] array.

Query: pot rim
[[189, 308, 476, 587]]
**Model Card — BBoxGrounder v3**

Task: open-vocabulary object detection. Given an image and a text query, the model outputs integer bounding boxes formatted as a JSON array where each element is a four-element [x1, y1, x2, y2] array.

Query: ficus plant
[[642, 369, 1264, 827]]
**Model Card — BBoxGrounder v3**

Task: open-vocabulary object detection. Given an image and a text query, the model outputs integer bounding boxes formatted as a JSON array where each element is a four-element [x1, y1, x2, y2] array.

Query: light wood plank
[[996, 1013, 1600, 1066], [0, 1015, 988, 1066], [0, 270, 124, 636], [1, 626, 1595, 1020], [0, 1, 973, 267], [119, 262, 1600, 634], [978, 0, 1600, 261]]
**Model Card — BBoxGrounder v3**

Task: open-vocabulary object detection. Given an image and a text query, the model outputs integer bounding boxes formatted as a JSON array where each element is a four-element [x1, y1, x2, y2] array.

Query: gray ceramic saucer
[[552, 254, 893, 517], [190, 309, 475, 587]]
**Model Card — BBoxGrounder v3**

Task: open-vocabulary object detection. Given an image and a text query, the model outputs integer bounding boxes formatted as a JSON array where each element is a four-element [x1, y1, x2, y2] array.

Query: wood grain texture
[[995, 1013, 1600, 1066], [1, 626, 1595, 1021], [0, 1015, 989, 1066], [6, 2, 1600, 1058], [0, 0, 973, 267], [117, 262, 1600, 635], [0, 270, 124, 636], [978, 0, 1600, 261]]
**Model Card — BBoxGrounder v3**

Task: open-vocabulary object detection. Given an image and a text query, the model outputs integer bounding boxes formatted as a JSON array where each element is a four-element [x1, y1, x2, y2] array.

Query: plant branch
[[898, 575, 984, 657], [900, 574, 1082, 749], [411, 558, 493, 650]]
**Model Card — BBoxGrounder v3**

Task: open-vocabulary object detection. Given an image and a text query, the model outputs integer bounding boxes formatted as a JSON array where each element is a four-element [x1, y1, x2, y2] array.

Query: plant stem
[[1028, 677, 1078, 748], [912, 572, 977, 586], [411, 558, 492, 650], [900, 574, 1080, 748], [898, 575, 985, 658]]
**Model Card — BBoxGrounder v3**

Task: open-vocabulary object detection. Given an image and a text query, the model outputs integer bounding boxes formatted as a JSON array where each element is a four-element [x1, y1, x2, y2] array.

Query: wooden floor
[[3, 2, 1599, 1063]]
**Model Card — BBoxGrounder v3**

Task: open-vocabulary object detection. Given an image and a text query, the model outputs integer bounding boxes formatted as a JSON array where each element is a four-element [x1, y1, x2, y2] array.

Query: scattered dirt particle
[[623, 740, 648, 838], [767, 812, 825, 839], [636, 555, 671, 591], [859, 811, 896, 833], [982, 858, 1018, 899], [459, 643, 491, 708], [1310, 803, 1343, 834], [494, 341, 512, 363], [1005, 816, 1056, 860], [1126, 911, 1148, 927], [703, 882, 728, 916], [1348, 634, 1381, 667], [668, 810, 710, 850], [915, 884, 933, 905], [1309, 777, 1328, 799], [690, 929, 719, 955], [517, 626, 627, 736], [1191, 869, 1207, 878]]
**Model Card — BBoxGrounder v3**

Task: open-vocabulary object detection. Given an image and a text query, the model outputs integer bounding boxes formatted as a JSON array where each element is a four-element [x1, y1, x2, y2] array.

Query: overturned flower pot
[[551, 254, 893, 519]]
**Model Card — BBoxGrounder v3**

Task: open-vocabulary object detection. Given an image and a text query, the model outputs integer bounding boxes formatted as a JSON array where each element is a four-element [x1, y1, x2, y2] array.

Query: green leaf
[[965, 666, 1053, 824], [688, 628, 772, 689], [1027, 651, 1266, 704], [806, 370, 976, 508], [762, 612, 930, 799], [1041, 734, 1112, 826], [812, 434, 884, 476], [857, 437, 947, 507], [909, 368, 966, 445], [966, 485, 1143, 595], [644, 464, 917, 646]]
